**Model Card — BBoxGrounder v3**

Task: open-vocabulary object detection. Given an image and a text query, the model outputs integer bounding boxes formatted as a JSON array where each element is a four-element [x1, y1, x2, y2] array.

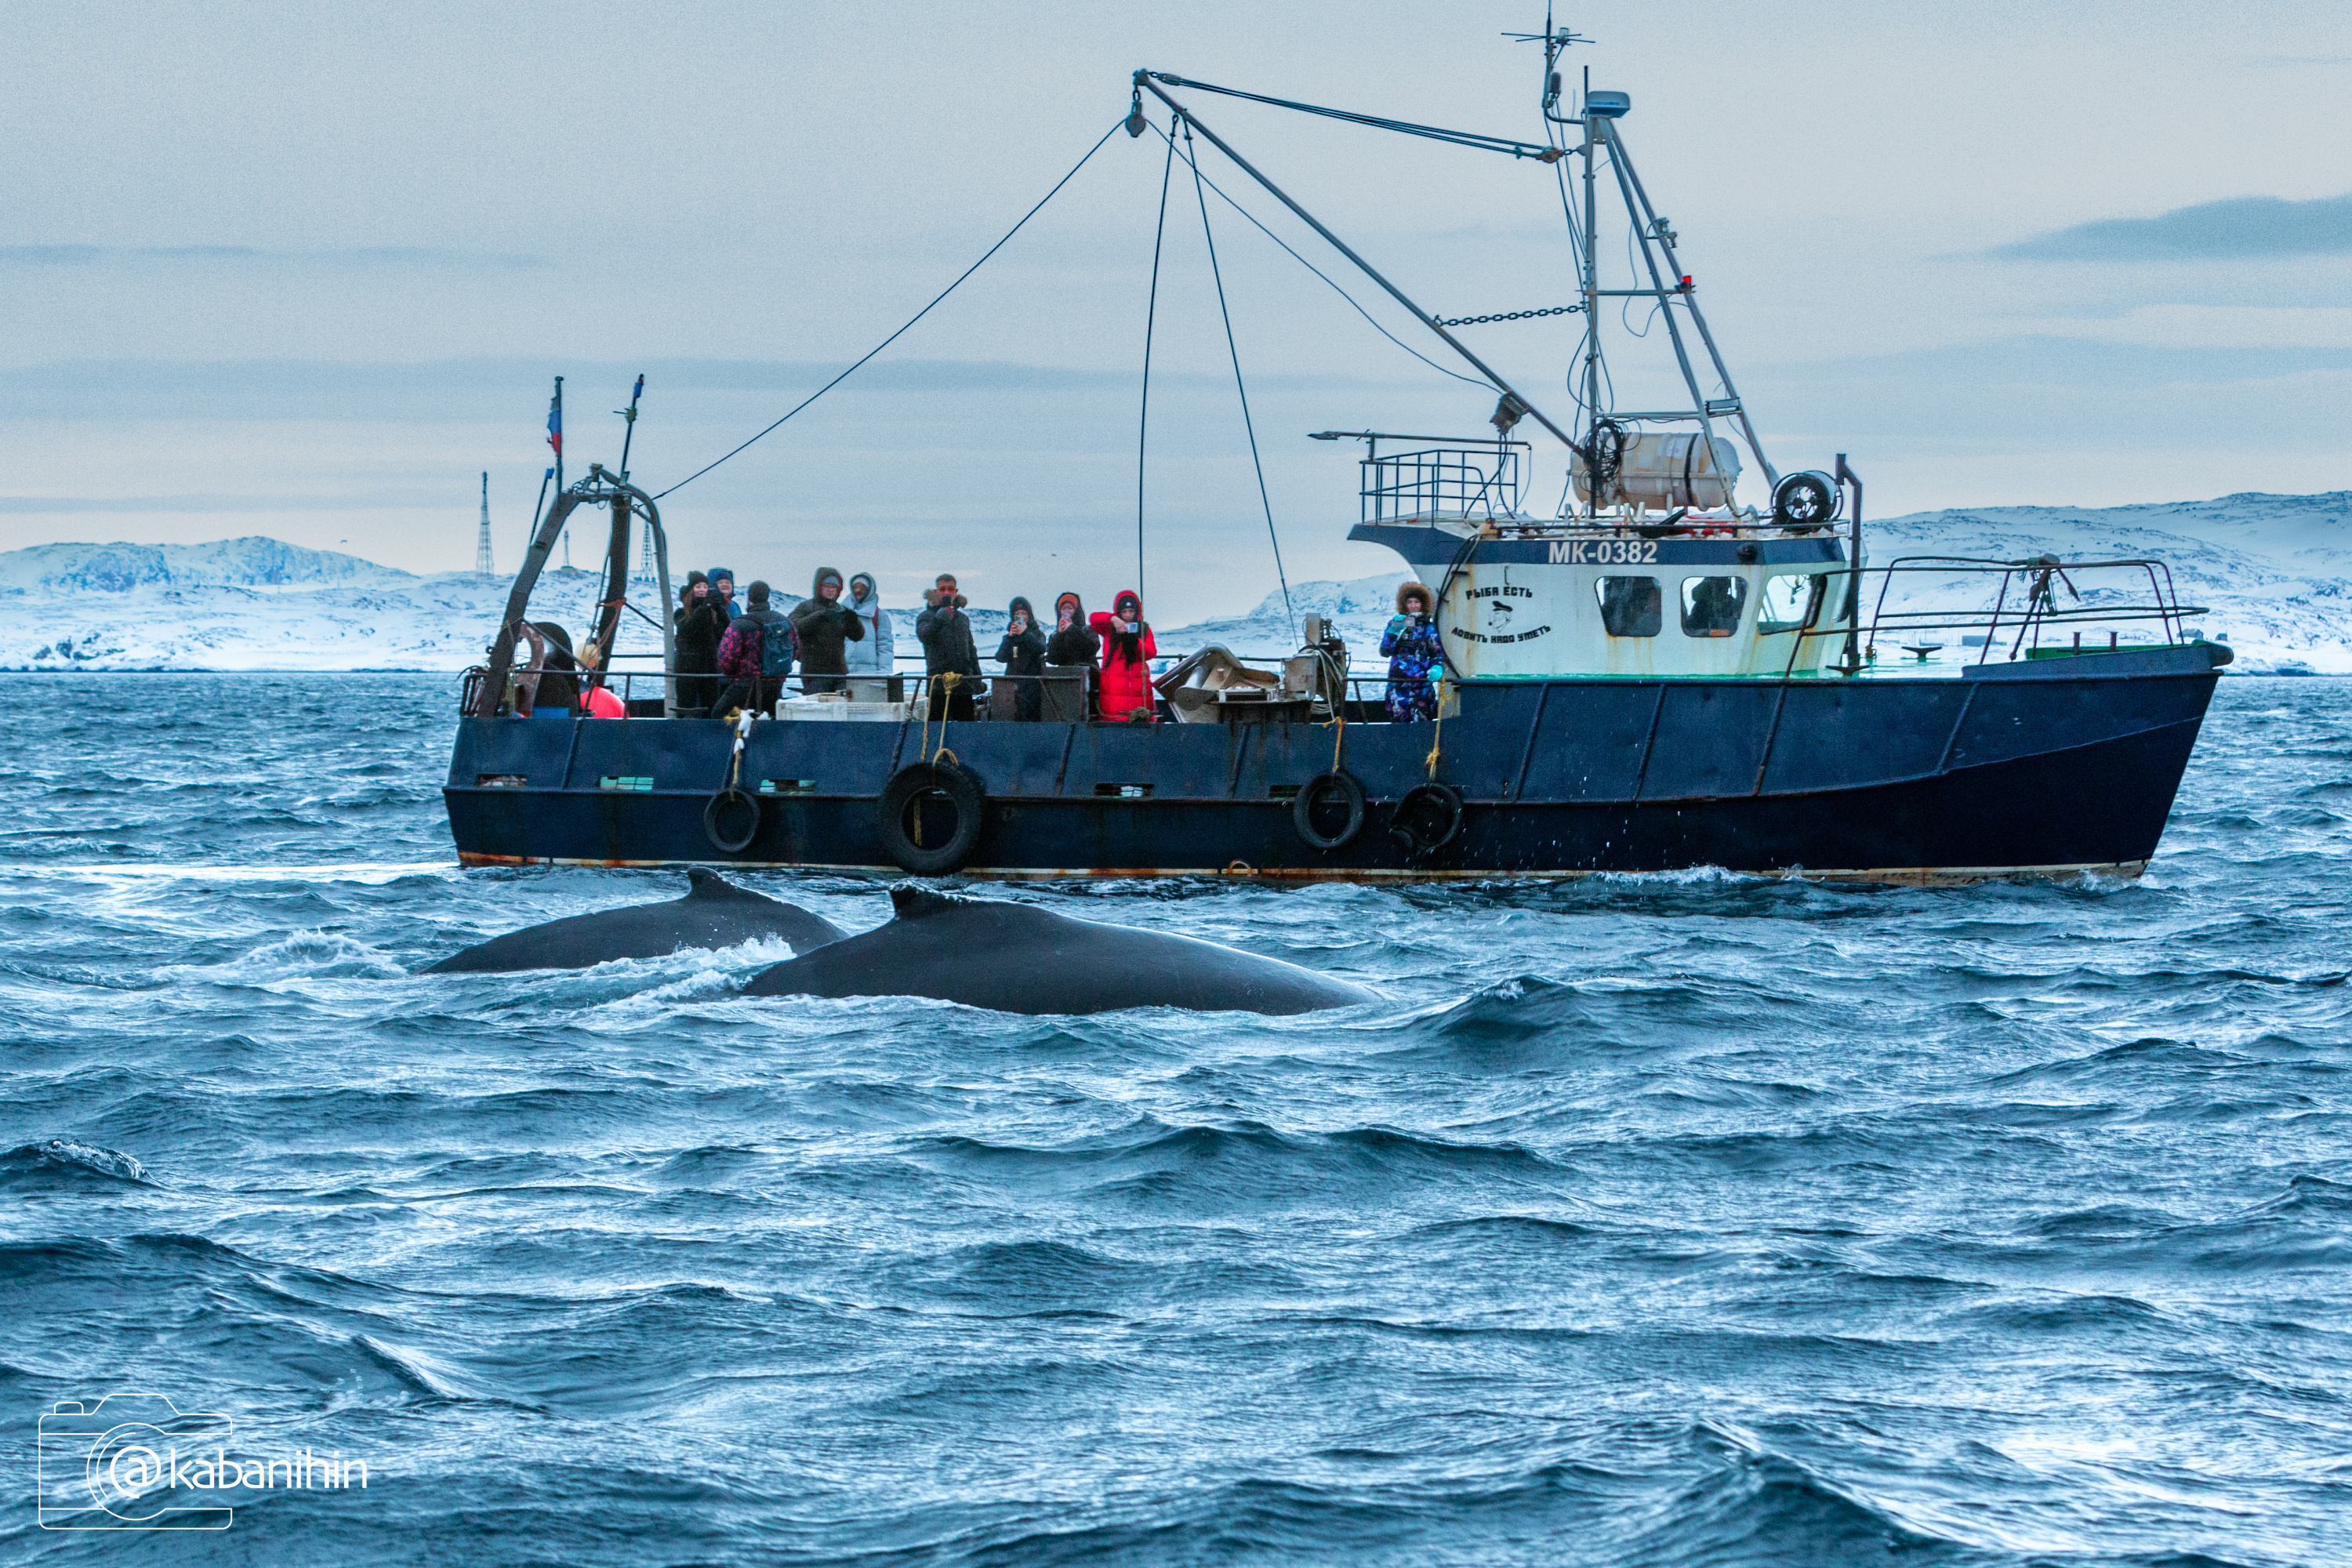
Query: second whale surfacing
[[743, 885, 1374, 1015], [424, 869, 844, 974]]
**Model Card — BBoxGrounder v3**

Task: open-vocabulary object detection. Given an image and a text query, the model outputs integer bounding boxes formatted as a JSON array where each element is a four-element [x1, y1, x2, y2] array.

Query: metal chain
[[1436, 303, 1586, 327]]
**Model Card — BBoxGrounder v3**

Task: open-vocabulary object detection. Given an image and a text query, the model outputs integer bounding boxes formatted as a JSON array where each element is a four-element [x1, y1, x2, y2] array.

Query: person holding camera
[[705, 567, 739, 625], [789, 565, 867, 695], [916, 572, 983, 721], [1045, 590, 1098, 666], [1090, 589, 1158, 722]]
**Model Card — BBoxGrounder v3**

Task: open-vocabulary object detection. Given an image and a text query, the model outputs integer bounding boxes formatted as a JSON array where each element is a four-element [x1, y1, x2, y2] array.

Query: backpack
[[751, 611, 796, 678]]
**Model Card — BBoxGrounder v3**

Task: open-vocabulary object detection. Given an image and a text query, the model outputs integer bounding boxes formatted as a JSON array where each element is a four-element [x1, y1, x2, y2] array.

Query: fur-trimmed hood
[[1396, 580, 1434, 616]]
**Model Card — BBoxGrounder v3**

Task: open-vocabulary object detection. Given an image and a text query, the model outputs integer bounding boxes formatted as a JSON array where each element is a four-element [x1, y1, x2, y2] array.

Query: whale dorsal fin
[[687, 869, 767, 902], [890, 884, 969, 920]]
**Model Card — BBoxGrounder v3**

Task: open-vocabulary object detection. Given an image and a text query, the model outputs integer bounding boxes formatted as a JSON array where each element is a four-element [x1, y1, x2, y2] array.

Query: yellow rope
[[919, 673, 965, 764], [1424, 678, 1446, 778]]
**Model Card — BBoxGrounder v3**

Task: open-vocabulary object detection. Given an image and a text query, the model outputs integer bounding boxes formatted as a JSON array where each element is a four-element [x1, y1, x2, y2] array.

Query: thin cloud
[[1992, 192, 2352, 261], [0, 245, 544, 270]]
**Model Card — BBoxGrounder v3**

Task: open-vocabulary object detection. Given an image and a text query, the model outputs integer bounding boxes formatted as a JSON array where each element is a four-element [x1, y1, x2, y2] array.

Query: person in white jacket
[[843, 572, 895, 701]]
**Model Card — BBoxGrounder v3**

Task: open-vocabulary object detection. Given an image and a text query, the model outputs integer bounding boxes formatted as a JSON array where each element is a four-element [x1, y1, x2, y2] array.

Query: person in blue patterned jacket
[[1380, 580, 1442, 722]]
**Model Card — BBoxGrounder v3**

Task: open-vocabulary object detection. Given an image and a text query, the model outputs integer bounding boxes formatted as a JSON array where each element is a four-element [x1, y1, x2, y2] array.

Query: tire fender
[[1291, 771, 1366, 852], [703, 787, 761, 855], [876, 761, 985, 875], [1388, 781, 1465, 858]]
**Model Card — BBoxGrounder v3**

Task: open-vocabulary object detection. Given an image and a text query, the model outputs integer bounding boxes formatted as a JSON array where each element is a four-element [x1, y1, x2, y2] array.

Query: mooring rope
[[919, 673, 964, 764], [1425, 679, 1446, 778]]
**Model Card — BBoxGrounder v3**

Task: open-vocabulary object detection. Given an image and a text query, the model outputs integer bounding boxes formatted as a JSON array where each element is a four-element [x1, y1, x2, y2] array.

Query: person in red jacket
[[1091, 589, 1159, 722]]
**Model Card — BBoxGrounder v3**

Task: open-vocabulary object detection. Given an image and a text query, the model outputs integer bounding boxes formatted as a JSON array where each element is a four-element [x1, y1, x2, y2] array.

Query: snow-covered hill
[[0, 536, 972, 673], [3, 492, 2346, 673], [0, 537, 618, 671]]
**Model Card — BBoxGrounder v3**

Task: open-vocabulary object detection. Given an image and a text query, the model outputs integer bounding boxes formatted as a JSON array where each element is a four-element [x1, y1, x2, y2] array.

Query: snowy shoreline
[[5, 490, 2346, 675]]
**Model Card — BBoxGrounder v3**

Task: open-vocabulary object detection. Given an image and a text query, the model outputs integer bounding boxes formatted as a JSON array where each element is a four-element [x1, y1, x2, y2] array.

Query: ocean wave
[[2, 674, 2350, 1564], [0, 1137, 154, 1189], [157, 931, 410, 984]]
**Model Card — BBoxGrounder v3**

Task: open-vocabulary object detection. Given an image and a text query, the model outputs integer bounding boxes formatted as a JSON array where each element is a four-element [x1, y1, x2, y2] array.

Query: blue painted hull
[[444, 644, 2226, 882]]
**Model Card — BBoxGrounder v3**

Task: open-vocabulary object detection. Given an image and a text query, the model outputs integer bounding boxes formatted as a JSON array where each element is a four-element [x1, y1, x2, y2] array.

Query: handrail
[[1839, 555, 2203, 663]]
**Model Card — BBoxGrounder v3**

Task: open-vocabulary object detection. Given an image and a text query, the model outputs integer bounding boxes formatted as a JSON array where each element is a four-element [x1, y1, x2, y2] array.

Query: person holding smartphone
[[994, 596, 1047, 721], [673, 572, 724, 715]]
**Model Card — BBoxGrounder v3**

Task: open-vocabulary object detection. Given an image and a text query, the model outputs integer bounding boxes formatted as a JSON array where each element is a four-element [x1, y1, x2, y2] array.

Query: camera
[[39, 1394, 236, 1530]]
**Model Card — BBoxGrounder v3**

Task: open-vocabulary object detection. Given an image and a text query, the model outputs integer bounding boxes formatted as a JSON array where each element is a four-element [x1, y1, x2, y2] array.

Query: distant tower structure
[[474, 471, 495, 576]]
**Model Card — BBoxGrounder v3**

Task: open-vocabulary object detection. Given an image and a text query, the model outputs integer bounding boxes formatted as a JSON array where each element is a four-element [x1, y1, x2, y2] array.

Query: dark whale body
[[425, 870, 844, 974], [743, 886, 1374, 1015]]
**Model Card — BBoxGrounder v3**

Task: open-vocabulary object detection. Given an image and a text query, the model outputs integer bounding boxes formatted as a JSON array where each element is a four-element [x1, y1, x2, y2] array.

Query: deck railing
[[1360, 446, 1522, 523], [1773, 555, 2206, 674], [459, 554, 2213, 716]]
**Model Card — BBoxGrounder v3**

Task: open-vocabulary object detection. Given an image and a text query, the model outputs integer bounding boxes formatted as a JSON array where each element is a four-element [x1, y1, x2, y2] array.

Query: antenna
[[474, 471, 495, 575], [615, 374, 649, 577]]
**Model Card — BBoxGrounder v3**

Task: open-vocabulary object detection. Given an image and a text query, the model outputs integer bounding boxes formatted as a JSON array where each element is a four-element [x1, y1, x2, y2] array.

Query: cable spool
[[876, 761, 985, 875], [1577, 419, 1628, 506], [1291, 771, 1366, 852], [1388, 782, 1465, 858], [1773, 470, 1841, 529], [702, 788, 761, 855]]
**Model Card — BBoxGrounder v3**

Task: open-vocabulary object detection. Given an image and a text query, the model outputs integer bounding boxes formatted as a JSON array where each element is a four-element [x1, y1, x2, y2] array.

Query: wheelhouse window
[[1679, 576, 1748, 637], [1758, 573, 1824, 634], [1595, 575, 1662, 637]]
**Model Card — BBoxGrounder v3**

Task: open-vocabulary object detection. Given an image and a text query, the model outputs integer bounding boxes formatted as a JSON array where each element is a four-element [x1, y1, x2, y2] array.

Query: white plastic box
[[775, 694, 912, 722]]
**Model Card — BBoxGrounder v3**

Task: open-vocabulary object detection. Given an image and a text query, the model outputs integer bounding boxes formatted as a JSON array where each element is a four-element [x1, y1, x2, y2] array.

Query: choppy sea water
[[2, 673, 2347, 1567]]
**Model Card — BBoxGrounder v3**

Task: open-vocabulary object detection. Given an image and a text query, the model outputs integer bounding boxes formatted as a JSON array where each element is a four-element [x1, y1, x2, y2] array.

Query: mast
[[617, 374, 649, 578], [1526, 20, 1777, 513], [474, 471, 495, 575], [1581, 66, 1600, 519]]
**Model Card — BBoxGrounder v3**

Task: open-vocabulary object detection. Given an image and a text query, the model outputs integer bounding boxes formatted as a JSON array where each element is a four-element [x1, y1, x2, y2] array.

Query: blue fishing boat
[[446, 33, 2227, 884]]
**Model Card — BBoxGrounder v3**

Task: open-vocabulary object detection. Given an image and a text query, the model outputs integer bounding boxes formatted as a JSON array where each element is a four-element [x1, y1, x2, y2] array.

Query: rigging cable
[[1147, 122, 1483, 389], [1136, 118, 1178, 608], [1139, 72, 1559, 162], [655, 118, 1124, 500], [1182, 121, 1294, 635]]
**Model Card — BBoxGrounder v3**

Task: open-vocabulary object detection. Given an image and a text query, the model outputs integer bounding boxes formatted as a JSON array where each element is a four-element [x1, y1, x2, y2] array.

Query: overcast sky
[[3, 0, 2347, 621]]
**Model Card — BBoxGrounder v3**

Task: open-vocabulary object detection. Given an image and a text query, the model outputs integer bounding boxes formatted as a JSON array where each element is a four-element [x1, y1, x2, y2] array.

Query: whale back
[[424, 872, 843, 973], [746, 884, 1370, 1014]]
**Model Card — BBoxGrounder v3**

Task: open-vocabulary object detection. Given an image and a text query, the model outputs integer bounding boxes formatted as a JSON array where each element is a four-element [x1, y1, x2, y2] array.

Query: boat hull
[[444, 644, 2225, 884]]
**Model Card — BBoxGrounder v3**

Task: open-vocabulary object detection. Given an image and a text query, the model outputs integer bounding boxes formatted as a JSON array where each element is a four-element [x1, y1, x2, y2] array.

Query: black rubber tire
[[703, 787, 761, 855], [1388, 782, 1465, 858], [1773, 470, 1837, 529], [877, 761, 985, 875], [1291, 771, 1366, 852]]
